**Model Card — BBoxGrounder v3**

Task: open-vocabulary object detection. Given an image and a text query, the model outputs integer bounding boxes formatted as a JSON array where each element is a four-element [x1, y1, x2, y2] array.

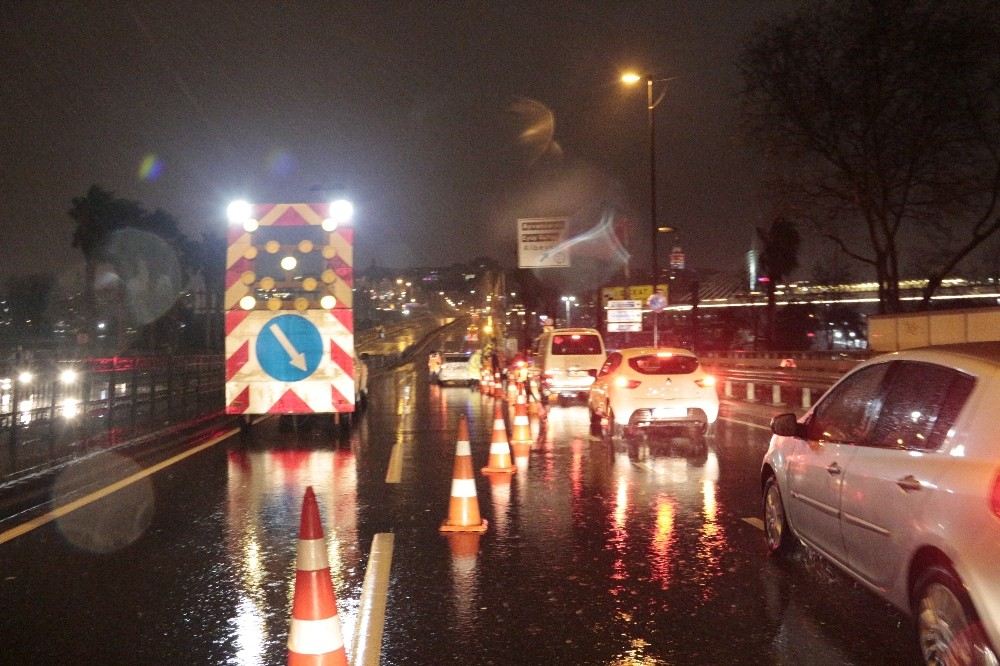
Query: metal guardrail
[[1, 355, 224, 482], [704, 363, 844, 413]]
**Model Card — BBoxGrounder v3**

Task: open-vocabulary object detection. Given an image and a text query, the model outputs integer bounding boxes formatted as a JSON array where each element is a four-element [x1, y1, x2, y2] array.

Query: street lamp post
[[561, 295, 576, 327], [624, 71, 675, 345]]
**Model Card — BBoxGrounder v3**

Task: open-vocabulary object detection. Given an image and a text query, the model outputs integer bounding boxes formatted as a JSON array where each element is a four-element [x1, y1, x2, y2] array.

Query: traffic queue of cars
[[420, 327, 999, 662]]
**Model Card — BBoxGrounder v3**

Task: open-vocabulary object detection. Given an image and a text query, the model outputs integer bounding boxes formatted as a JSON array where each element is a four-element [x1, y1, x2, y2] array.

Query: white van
[[532, 328, 607, 402]]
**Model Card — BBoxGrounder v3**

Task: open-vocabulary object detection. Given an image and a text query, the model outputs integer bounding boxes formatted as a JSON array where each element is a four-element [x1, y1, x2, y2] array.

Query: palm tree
[[757, 216, 800, 350], [68, 185, 144, 343]]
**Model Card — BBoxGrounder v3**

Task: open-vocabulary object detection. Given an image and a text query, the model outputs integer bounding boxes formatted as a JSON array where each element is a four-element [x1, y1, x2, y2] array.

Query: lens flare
[[138, 154, 164, 181]]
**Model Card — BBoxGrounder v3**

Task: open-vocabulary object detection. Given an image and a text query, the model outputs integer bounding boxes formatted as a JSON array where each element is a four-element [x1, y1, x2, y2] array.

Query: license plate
[[652, 407, 686, 419]]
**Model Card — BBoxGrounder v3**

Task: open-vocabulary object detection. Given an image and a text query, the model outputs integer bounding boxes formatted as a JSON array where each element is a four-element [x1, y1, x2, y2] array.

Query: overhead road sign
[[517, 217, 569, 268], [607, 309, 643, 324], [607, 322, 642, 333]]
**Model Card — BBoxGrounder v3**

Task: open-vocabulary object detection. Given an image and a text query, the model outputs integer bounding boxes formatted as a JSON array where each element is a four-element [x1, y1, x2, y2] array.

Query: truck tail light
[[614, 377, 641, 389]]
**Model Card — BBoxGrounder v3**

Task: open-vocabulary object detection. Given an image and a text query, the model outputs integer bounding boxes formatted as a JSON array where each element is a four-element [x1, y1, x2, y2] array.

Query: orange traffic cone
[[441, 415, 488, 533], [482, 402, 516, 474], [492, 372, 504, 398], [510, 390, 532, 459], [288, 487, 348, 666]]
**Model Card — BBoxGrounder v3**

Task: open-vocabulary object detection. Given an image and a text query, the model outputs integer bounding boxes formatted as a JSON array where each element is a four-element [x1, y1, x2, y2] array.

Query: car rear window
[[551, 335, 602, 355], [628, 354, 699, 375], [443, 354, 470, 363]]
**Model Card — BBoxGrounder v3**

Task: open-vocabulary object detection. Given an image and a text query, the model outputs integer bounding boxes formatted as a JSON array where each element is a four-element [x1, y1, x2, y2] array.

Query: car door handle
[[896, 475, 923, 492], [826, 462, 842, 476]]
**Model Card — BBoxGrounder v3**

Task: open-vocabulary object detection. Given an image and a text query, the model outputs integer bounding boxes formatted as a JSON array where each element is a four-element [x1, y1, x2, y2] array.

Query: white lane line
[[353, 532, 395, 666], [742, 517, 765, 531], [0, 425, 241, 546], [385, 443, 404, 484], [719, 416, 772, 431]]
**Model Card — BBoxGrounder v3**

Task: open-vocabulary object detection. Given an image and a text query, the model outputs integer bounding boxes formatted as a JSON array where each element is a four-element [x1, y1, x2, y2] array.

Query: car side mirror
[[770, 413, 803, 438]]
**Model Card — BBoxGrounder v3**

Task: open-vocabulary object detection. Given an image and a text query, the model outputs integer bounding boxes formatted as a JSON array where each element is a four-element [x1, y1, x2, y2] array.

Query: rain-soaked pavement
[[0, 358, 923, 664]]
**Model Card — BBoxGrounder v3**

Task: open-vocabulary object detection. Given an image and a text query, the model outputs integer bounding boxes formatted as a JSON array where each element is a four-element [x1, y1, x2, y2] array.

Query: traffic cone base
[[441, 517, 488, 533]]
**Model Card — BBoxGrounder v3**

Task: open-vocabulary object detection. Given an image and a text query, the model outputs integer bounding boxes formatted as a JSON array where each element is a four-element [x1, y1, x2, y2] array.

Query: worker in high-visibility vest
[[428, 351, 442, 382]]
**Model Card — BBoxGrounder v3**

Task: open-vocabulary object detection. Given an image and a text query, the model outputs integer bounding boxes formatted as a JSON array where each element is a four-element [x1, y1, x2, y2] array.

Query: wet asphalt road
[[0, 359, 923, 664]]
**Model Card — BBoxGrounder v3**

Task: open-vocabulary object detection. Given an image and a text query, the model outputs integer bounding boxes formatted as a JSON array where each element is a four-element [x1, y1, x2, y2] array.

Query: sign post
[[606, 299, 642, 333], [647, 291, 668, 347]]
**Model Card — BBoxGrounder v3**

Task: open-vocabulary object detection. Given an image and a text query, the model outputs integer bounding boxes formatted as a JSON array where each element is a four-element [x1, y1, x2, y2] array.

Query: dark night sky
[[1, 1, 802, 285]]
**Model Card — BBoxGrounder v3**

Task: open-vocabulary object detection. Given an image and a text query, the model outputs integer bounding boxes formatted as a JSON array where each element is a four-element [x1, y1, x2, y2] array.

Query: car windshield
[[628, 354, 699, 375], [551, 335, 602, 355]]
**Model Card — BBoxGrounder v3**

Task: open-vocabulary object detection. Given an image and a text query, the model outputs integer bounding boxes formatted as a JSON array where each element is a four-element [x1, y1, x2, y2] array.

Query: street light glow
[[323, 199, 354, 231], [621, 72, 642, 85], [59, 369, 78, 384], [227, 199, 253, 224]]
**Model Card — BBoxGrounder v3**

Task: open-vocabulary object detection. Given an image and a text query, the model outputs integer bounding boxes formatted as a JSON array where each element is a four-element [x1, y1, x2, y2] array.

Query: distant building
[[669, 246, 685, 270]]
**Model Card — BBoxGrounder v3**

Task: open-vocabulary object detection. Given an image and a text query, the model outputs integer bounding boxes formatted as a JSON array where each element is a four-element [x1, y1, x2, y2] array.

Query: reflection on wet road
[[0, 360, 921, 664]]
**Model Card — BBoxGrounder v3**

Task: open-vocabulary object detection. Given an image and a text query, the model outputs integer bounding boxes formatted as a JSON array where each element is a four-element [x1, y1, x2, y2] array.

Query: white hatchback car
[[588, 347, 719, 439], [762, 342, 1000, 664], [437, 352, 476, 386]]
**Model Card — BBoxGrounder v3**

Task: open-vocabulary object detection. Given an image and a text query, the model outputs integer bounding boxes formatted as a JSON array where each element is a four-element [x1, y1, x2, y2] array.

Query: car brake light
[[614, 376, 641, 389], [991, 471, 1000, 519], [695, 375, 716, 388]]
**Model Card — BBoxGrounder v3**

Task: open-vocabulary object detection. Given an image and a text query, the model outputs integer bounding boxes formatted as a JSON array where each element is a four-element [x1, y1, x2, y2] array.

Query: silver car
[[761, 342, 1000, 664]]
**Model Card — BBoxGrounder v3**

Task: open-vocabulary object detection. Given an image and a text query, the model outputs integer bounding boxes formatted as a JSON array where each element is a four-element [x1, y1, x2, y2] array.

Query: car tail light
[[695, 375, 716, 388], [614, 376, 641, 389], [991, 471, 1000, 519]]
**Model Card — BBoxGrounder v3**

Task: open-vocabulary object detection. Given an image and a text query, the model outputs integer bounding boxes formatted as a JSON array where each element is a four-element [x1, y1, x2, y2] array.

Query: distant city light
[[62, 399, 80, 419], [59, 369, 78, 384], [18, 371, 33, 384]]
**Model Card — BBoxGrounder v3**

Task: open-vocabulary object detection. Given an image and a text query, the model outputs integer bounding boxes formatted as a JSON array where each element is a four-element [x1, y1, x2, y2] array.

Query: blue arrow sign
[[256, 314, 323, 382]]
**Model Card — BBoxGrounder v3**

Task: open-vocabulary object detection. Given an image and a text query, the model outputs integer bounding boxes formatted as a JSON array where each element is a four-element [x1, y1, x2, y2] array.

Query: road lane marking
[[0, 425, 241, 546], [719, 416, 771, 431], [385, 443, 404, 483], [742, 517, 765, 531], [353, 532, 394, 665]]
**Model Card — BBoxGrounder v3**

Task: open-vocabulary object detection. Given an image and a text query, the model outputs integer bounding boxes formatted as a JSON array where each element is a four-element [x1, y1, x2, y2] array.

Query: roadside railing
[[1, 355, 224, 482], [708, 367, 842, 412]]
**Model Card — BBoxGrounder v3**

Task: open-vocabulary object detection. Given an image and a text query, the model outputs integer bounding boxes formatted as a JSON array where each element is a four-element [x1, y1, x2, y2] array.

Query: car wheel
[[914, 566, 998, 666], [763, 475, 795, 556]]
